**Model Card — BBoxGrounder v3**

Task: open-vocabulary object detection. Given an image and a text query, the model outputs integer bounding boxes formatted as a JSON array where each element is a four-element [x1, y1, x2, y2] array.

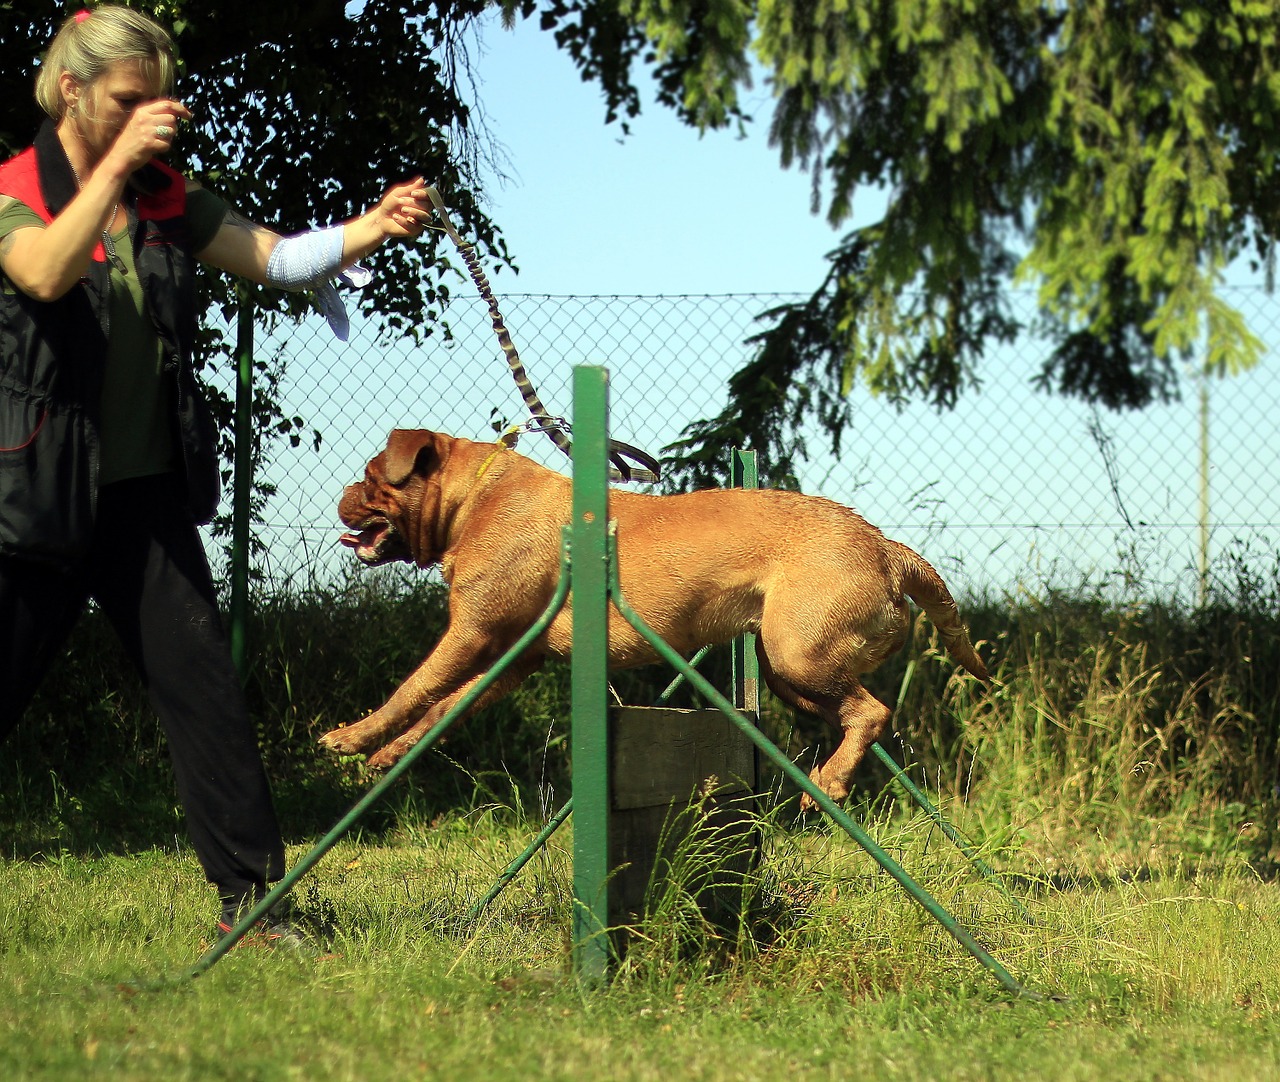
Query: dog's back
[[604, 486, 985, 680]]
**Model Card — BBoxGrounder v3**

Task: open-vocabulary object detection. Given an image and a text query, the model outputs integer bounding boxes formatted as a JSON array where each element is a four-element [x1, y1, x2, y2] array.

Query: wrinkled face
[[337, 453, 414, 567]]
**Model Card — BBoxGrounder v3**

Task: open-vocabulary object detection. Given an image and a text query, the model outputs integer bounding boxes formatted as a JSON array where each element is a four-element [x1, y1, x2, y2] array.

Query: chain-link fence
[[200, 286, 1280, 603]]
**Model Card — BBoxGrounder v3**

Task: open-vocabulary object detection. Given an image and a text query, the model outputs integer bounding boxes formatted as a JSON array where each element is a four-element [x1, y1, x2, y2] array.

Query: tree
[[8, 3, 1280, 494], [505, 0, 1280, 487], [1, 0, 510, 531]]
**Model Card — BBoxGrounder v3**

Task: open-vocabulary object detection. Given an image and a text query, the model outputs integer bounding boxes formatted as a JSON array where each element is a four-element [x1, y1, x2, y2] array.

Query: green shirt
[[0, 185, 228, 484]]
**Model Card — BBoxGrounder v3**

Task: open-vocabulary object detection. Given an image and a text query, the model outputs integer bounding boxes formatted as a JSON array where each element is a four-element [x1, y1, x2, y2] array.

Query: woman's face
[[65, 59, 161, 160]]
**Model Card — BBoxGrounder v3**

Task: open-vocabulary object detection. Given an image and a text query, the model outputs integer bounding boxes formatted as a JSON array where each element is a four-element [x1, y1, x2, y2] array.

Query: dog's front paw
[[319, 725, 372, 756]]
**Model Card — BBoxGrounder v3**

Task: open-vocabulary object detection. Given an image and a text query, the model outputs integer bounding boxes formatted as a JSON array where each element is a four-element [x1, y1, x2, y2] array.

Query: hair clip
[[74, 9, 92, 23]]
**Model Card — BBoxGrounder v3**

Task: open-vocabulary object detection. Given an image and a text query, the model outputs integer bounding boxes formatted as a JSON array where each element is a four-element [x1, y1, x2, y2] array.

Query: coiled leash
[[424, 187, 661, 484]]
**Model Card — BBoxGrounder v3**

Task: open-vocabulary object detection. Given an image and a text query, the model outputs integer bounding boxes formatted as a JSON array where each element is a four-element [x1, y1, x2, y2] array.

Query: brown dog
[[321, 429, 989, 807]]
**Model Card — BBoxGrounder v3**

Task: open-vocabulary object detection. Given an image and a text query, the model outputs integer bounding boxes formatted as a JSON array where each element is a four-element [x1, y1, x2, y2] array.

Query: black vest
[[0, 121, 220, 564]]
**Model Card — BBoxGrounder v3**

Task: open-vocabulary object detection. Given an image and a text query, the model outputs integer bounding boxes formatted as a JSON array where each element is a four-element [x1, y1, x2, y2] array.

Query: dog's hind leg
[[364, 655, 545, 771], [801, 684, 892, 812], [755, 641, 891, 812]]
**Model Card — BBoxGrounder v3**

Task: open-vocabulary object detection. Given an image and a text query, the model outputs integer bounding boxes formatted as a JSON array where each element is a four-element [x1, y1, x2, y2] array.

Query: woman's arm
[[193, 177, 432, 284], [0, 98, 190, 301], [0, 162, 128, 301]]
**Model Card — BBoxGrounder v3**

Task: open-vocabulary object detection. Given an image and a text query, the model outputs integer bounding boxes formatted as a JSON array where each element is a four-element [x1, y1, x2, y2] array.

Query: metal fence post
[[230, 289, 253, 682], [570, 364, 613, 985]]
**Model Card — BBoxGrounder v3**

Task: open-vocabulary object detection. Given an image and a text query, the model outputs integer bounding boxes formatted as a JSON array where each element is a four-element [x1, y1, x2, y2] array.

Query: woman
[[0, 5, 433, 946]]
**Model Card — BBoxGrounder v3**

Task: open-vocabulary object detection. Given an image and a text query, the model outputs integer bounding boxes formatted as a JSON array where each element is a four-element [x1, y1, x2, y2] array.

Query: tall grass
[[7, 558, 1280, 1079], [3, 556, 1279, 869], [881, 579, 1280, 863]]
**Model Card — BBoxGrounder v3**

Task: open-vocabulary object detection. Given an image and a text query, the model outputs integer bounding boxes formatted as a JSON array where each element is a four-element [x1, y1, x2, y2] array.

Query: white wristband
[[265, 224, 345, 290]]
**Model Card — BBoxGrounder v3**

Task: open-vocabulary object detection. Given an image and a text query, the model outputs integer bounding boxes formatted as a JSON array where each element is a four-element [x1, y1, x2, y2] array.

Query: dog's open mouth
[[339, 515, 406, 566]]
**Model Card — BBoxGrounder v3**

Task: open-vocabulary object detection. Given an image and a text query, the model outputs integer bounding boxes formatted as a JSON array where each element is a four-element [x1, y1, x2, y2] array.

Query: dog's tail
[[890, 540, 990, 682]]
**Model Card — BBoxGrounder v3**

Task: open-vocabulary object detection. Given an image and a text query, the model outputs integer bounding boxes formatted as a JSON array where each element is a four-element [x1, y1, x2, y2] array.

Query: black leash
[[424, 187, 660, 484]]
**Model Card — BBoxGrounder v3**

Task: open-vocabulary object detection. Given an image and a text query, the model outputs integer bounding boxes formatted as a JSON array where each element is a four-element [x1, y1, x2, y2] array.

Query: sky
[[463, 13, 851, 297]]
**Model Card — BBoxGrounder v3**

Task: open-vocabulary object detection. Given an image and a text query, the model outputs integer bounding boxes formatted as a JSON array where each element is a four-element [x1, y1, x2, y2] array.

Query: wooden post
[[608, 706, 760, 934]]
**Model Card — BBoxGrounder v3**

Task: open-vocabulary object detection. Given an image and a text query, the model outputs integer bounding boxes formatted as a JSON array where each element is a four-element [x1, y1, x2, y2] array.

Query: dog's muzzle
[[338, 505, 410, 566], [338, 475, 416, 565]]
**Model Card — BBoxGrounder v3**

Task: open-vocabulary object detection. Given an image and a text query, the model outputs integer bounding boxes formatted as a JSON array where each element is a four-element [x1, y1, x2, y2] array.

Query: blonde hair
[[35, 5, 176, 121]]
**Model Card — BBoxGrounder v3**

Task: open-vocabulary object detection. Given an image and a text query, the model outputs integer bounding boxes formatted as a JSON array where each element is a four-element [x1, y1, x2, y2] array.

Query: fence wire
[[200, 286, 1280, 604]]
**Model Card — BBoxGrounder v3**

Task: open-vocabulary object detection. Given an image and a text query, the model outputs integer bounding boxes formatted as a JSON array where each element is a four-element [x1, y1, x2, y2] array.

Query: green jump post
[[229, 289, 253, 682], [467, 449, 758, 926], [570, 365, 613, 986]]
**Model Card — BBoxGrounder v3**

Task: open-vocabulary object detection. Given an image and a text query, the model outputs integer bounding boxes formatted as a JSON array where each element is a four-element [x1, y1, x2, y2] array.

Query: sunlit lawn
[[3, 802, 1279, 1082]]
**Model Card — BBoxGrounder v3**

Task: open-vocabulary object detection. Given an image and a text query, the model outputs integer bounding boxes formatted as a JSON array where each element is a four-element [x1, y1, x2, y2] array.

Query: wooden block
[[607, 706, 761, 928], [611, 707, 757, 811]]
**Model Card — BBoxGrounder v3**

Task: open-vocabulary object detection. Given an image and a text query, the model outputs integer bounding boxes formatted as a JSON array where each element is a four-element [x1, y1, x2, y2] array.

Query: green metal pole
[[184, 542, 573, 980], [229, 290, 253, 682], [870, 660, 1033, 923], [467, 646, 717, 928], [653, 645, 713, 706], [869, 747, 1034, 924], [465, 798, 575, 922], [570, 365, 613, 986], [467, 449, 759, 925]]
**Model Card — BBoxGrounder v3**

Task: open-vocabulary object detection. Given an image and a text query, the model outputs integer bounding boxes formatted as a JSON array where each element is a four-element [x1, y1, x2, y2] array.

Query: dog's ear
[[383, 430, 437, 486]]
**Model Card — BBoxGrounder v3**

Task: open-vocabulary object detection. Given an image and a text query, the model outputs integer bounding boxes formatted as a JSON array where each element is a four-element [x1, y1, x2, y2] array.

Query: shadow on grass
[[1008, 861, 1280, 891], [0, 746, 509, 863]]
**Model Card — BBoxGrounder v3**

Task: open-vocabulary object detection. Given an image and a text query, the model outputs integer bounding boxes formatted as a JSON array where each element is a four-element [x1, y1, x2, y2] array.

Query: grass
[[4, 565, 1280, 1077], [2, 795, 1280, 1082]]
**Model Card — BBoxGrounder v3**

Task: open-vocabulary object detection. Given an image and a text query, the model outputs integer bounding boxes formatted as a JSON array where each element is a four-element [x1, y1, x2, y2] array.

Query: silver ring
[[155, 124, 174, 139]]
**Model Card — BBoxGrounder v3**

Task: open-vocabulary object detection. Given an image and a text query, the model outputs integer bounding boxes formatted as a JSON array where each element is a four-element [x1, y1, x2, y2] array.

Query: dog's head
[[339, 429, 445, 567]]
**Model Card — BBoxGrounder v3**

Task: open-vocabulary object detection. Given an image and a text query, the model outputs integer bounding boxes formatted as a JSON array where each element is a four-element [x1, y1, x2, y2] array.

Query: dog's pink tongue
[[339, 532, 363, 549]]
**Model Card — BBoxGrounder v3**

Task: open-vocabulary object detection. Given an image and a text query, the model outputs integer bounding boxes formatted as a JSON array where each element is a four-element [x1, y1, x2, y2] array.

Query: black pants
[[0, 475, 285, 902]]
